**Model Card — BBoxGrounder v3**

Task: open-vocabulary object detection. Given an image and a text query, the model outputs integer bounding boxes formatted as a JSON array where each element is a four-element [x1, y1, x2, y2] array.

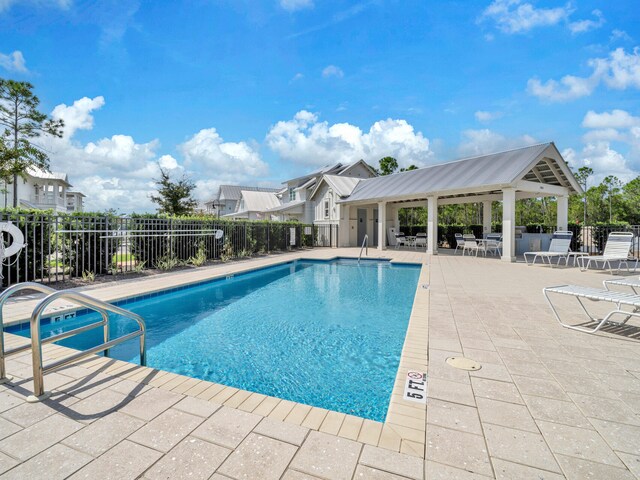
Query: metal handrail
[[0, 282, 58, 383], [29, 290, 146, 401], [358, 234, 369, 264]]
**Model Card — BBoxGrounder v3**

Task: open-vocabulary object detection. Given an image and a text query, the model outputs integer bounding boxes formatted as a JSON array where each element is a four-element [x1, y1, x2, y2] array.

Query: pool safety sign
[[403, 371, 427, 404]]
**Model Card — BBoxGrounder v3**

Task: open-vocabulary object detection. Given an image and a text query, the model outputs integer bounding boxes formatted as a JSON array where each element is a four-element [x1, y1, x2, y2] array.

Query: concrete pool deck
[[1, 248, 640, 478]]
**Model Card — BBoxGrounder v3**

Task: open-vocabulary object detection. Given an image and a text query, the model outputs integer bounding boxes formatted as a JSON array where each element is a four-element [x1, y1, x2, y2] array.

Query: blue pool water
[[9, 258, 420, 421]]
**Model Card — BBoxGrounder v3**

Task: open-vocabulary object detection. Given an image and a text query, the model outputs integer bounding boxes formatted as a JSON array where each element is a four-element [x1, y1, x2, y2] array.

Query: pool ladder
[[358, 234, 369, 264], [0, 282, 146, 402]]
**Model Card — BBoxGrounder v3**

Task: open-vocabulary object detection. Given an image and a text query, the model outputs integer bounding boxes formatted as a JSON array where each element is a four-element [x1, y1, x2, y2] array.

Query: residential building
[[2, 167, 85, 213], [205, 185, 281, 217], [263, 160, 377, 222], [227, 190, 281, 220]]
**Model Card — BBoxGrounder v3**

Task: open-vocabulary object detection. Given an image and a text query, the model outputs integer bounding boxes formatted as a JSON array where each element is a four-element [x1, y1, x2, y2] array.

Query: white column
[[339, 204, 350, 247], [502, 188, 516, 262], [393, 206, 400, 229], [557, 195, 568, 231], [377, 201, 387, 250], [482, 201, 492, 236], [427, 196, 438, 255]]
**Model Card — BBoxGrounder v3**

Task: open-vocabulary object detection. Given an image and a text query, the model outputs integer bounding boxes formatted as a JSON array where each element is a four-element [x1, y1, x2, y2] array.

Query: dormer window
[[289, 188, 296, 201]]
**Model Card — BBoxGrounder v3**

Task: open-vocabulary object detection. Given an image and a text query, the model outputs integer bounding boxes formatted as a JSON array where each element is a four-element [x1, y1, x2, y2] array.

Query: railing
[[29, 290, 146, 401], [0, 213, 338, 288], [31, 193, 65, 207], [0, 282, 146, 401], [0, 282, 57, 382], [358, 234, 368, 264], [401, 224, 640, 258]]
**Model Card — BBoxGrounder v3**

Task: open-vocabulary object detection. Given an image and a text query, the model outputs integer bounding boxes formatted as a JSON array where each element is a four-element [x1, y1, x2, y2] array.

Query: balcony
[[32, 193, 65, 208]]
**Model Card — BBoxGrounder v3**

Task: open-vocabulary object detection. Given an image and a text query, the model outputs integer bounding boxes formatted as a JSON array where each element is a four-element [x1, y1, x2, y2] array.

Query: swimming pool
[[9, 258, 421, 421]]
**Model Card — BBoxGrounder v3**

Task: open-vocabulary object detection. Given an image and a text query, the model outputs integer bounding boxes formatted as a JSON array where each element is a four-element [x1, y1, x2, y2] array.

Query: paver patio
[[0, 248, 639, 479]]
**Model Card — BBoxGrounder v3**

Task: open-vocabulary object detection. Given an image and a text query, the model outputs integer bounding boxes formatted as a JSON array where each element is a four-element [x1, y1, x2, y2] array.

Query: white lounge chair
[[577, 232, 635, 274], [454, 233, 465, 254], [604, 276, 640, 295], [462, 234, 480, 256], [415, 232, 427, 249], [543, 284, 640, 334], [524, 231, 573, 267]]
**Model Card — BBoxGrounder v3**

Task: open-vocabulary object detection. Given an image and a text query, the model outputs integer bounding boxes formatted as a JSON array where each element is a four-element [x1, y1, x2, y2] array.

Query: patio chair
[[414, 232, 427, 249], [577, 232, 635, 274], [543, 284, 640, 334], [395, 232, 407, 249], [454, 233, 465, 254], [462, 234, 480, 256], [523, 231, 573, 267], [483, 234, 503, 257]]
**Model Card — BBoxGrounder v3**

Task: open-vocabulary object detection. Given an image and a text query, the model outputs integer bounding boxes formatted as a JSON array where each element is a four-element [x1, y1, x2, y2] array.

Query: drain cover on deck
[[446, 357, 482, 371]]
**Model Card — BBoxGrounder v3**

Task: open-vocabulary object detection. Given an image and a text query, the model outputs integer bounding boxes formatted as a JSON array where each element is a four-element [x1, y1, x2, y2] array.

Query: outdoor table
[[566, 251, 590, 266]]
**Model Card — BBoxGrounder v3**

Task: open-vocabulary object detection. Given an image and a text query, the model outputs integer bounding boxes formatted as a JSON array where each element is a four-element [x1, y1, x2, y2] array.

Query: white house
[[2, 167, 85, 213], [204, 185, 281, 217], [225, 190, 281, 220], [264, 160, 378, 223]]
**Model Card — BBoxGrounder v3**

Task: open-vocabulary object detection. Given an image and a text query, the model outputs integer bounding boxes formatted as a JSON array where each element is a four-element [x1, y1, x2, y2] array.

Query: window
[[324, 199, 330, 219], [289, 188, 296, 201]]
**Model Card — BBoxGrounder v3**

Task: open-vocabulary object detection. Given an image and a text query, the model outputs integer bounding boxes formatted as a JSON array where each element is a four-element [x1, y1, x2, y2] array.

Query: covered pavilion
[[338, 142, 583, 261]]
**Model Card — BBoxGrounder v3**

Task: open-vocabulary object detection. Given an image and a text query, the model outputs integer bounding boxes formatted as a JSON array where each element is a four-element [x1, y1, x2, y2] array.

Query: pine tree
[[0, 79, 64, 207], [150, 167, 197, 216]]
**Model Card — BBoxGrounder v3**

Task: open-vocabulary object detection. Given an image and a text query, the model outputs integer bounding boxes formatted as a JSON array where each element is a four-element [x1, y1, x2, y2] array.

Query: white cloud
[[290, 73, 304, 83], [474, 110, 503, 122], [179, 128, 269, 181], [51, 96, 105, 138], [0, 50, 27, 73], [265, 110, 433, 168], [563, 142, 636, 183], [611, 29, 632, 43], [603, 47, 640, 89], [279, 0, 313, 12], [527, 47, 640, 102], [568, 9, 604, 35], [565, 109, 640, 182], [41, 96, 271, 212], [582, 109, 640, 129], [322, 65, 344, 78], [479, 0, 571, 34], [458, 129, 537, 157], [158, 154, 179, 170]]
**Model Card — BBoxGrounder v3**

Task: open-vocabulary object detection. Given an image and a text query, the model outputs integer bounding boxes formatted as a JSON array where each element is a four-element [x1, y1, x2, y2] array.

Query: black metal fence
[[400, 223, 640, 258], [0, 213, 338, 288]]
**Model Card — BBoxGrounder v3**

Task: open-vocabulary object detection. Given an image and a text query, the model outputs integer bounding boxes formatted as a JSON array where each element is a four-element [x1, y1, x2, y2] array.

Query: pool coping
[[2, 248, 428, 458]]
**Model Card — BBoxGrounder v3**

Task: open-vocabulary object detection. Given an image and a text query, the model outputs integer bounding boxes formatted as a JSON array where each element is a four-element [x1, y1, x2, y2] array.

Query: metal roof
[[283, 163, 345, 186], [266, 199, 305, 213], [342, 143, 580, 204], [218, 185, 280, 201], [27, 167, 72, 187], [239, 190, 281, 212], [309, 175, 361, 200]]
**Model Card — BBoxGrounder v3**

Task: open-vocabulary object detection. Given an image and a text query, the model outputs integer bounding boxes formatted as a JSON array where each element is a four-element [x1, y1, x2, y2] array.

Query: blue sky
[[1, 0, 639, 212]]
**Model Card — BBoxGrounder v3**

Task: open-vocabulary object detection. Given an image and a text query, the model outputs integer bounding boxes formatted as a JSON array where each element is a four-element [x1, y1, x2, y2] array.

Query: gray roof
[[309, 175, 361, 200], [218, 185, 280, 202], [27, 167, 72, 187], [284, 163, 345, 186], [239, 190, 281, 211], [266, 199, 306, 213], [343, 143, 580, 204]]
